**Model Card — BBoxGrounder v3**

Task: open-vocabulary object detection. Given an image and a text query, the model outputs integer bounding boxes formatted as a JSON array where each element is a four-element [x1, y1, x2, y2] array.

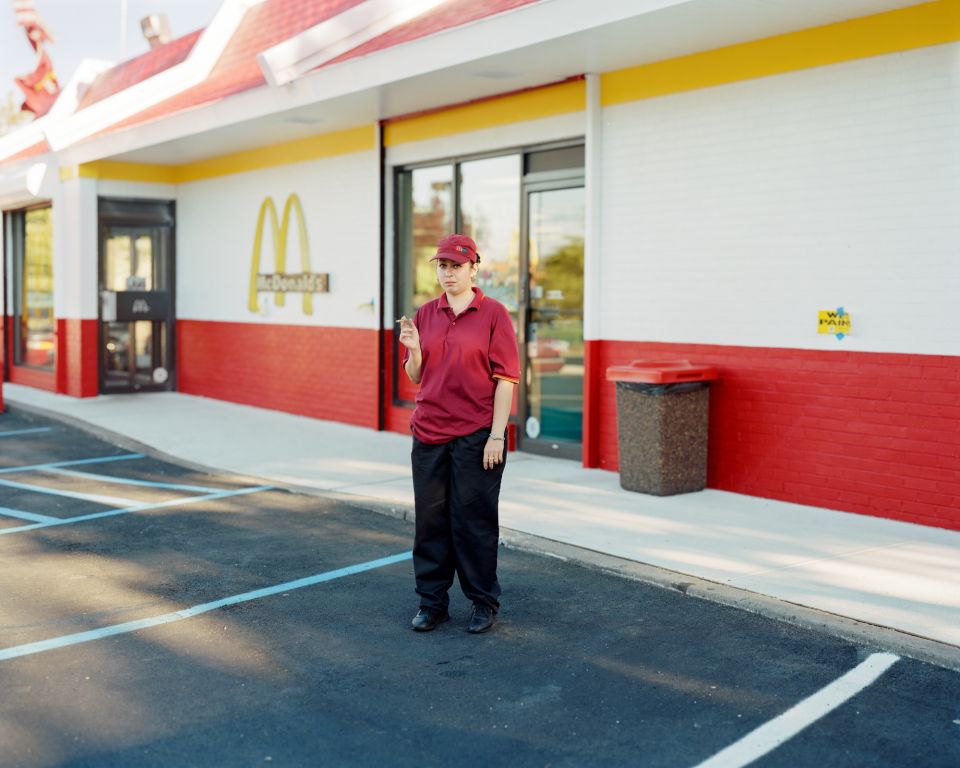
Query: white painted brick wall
[[598, 43, 960, 355], [177, 150, 380, 328], [53, 177, 98, 319]]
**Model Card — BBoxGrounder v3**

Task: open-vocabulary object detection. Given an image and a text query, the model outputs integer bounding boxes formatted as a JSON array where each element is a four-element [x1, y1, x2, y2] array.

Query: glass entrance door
[[520, 184, 585, 459], [98, 201, 174, 392]]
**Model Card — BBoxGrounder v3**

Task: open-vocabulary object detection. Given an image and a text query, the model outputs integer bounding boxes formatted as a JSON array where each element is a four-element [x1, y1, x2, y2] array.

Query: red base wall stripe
[[590, 340, 960, 531], [8, 364, 56, 392], [3, 316, 98, 397], [178, 320, 379, 429], [56, 318, 99, 397], [0, 316, 4, 410], [382, 328, 414, 437]]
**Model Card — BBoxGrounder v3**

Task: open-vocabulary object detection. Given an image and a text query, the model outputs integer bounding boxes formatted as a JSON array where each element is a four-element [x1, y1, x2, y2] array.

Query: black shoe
[[411, 607, 450, 632], [466, 603, 495, 634]]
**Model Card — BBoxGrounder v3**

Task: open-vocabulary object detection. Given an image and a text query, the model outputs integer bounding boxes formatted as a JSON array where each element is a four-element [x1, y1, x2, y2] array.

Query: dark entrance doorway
[[98, 199, 175, 393]]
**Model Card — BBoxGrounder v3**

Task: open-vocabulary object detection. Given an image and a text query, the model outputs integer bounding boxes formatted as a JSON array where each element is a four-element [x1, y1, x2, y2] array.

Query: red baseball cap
[[431, 233, 479, 264]]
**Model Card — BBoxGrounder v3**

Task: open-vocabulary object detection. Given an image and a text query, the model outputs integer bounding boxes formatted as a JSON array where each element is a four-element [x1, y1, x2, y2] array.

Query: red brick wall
[[178, 320, 379, 428], [8, 364, 56, 392], [56, 318, 99, 397], [383, 328, 414, 436], [589, 340, 960, 531]]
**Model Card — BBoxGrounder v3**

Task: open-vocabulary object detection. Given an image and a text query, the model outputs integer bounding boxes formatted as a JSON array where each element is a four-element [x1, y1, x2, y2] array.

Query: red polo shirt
[[406, 287, 520, 444]]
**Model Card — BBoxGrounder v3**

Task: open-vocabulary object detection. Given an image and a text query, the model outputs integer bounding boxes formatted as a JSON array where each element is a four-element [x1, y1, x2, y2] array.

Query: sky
[[1, 0, 223, 107]]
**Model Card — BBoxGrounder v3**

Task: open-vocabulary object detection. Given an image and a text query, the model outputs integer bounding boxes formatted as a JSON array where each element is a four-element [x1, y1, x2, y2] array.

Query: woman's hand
[[399, 316, 423, 384], [397, 316, 420, 352], [483, 437, 505, 470]]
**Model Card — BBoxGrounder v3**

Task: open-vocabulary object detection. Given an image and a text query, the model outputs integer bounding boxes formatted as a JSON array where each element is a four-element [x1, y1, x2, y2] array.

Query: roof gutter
[[0, 162, 55, 208], [53, 0, 685, 166]]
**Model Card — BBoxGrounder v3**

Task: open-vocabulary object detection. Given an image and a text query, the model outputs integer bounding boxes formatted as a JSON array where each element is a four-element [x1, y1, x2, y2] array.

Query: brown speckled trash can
[[607, 361, 718, 496]]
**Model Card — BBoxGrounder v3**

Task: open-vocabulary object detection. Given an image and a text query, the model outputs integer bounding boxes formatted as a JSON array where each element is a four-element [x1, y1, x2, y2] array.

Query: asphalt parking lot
[[1, 408, 959, 768]]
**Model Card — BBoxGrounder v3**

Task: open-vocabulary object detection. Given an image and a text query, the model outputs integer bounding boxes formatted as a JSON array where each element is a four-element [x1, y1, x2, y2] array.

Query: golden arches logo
[[248, 193, 328, 314]]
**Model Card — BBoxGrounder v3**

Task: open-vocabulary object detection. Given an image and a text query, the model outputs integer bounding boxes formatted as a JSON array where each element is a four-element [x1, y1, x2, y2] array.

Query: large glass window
[[396, 165, 454, 319], [394, 144, 585, 446], [395, 156, 521, 403], [9, 206, 55, 369], [396, 156, 521, 319], [459, 155, 521, 313]]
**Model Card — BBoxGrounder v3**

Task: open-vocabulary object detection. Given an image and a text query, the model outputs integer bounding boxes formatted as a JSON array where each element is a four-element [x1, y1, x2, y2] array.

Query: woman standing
[[398, 234, 520, 634]]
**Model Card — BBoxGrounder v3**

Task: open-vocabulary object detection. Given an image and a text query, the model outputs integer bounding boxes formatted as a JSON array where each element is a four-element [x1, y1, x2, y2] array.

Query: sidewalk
[[3, 383, 959, 662]]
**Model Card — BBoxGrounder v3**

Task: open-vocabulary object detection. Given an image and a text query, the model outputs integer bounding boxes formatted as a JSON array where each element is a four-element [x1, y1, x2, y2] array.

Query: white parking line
[[0, 506, 58, 524], [0, 427, 53, 438], [0, 454, 144, 475], [0, 477, 144, 507], [43, 467, 218, 493], [0, 485, 273, 536], [693, 652, 900, 768], [0, 551, 412, 662]]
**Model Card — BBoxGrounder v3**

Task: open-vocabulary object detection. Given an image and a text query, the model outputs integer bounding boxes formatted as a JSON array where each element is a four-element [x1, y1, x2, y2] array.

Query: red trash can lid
[[606, 359, 718, 384]]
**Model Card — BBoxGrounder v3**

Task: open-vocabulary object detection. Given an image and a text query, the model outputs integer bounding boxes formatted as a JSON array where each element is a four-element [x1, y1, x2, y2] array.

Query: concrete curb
[[7, 399, 960, 673]]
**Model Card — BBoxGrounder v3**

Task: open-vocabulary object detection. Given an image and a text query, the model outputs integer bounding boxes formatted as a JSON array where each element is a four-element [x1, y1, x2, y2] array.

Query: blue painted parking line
[[0, 427, 54, 438], [0, 506, 59, 524], [0, 477, 144, 508], [0, 484, 274, 536], [0, 454, 145, 475], [42, 468, 219, 493], [0, 551, 412, 662]]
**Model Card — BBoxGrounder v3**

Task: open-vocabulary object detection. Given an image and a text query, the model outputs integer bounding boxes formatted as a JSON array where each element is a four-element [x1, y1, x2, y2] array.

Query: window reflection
[[105, 231, 157, 291], [17, 207, 55, 369], [460, 155, 521, 312], [526, 187, 585, 445], [105, 236, 132, 292], [397, 165, 454, 317]]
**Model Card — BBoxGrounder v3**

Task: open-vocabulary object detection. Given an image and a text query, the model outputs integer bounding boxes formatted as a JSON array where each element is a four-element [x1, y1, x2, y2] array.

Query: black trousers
[[411, 428, 505, 613]]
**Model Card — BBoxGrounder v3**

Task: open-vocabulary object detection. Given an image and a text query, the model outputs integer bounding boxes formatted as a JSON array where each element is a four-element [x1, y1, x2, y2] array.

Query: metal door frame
[[97, 198, 176, 394], [516, 173, 585, 461]]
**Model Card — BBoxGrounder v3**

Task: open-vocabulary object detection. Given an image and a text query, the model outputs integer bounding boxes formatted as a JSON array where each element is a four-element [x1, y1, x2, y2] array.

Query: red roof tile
[[78, 29, 203, 110], [91, 0, 364, 139], [85, 0, 542, 142], [324, 0, 540, 66], [0, 139, 50, 167]]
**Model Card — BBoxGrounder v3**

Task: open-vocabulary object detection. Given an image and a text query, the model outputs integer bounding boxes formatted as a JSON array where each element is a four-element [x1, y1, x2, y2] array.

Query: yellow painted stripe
[[384, 79, 585, 147], [602, 0, 960, 106], [175, 125, 376, 183], [70, 126, 376, 184], [74, 161, 178, 184]]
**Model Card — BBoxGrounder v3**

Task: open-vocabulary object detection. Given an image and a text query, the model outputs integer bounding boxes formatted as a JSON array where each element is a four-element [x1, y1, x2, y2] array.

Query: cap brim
[[430, 250, 473, 263]]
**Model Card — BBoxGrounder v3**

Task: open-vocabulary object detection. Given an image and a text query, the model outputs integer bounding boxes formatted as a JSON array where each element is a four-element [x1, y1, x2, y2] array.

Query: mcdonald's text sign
[[249, 193, 329, 315]]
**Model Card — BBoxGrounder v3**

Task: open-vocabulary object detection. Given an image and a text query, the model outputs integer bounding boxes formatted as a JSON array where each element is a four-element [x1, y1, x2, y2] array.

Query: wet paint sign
[[818, 308, 851, 339]]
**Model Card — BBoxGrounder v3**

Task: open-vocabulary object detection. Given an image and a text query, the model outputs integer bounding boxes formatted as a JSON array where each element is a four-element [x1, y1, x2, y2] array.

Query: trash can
[[606, 360, 718, 495]]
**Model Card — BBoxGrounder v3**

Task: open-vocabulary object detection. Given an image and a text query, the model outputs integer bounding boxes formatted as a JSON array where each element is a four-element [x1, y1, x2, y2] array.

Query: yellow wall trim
[[175, 125, 376, 183], [383, 79, 586, 147], [68, 161, 178, 184], [69, 125, 377, 185], [601, 0, 960, 107]]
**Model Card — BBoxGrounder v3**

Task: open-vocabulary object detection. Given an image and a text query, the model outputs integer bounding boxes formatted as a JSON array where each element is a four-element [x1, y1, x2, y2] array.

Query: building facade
[[2, 0, 958, 530]]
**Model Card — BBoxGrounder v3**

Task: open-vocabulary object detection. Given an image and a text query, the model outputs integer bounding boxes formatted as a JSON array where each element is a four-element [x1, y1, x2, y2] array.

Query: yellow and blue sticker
[[818, 307, 851, 340]]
